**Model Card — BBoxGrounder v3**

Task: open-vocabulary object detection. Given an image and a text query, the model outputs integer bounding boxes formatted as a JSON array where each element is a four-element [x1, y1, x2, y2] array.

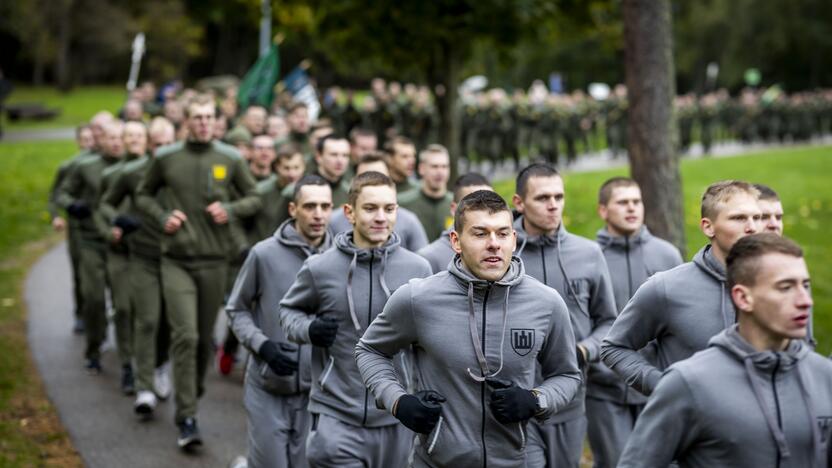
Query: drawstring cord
[[346, 251, 361, 331], [466, 282, 510, 382]]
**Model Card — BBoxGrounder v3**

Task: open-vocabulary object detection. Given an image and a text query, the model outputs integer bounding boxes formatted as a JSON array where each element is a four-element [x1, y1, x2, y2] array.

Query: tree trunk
[[623, 0, 686, 255], [55, 0, 73, 91], [433, 41, 461, 185]]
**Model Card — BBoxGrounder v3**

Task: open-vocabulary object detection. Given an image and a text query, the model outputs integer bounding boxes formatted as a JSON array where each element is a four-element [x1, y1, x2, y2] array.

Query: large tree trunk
[[433, 41, 462, 185], [55, 0, 73, 91], [623, 0, 686, 255]]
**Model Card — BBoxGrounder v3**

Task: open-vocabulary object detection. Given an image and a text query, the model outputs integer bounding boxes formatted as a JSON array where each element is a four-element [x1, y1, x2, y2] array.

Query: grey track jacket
[[513, 217, 617, 421], [328, 207, 429, 252], [601, 245, 732, 396], [417, 228, 454, 273], [226, 219, 332, 395], [619, 326, 832, 468], [593, 226, 684, 403], [355, 256, 582, 468], [279, 231, 432, 427]]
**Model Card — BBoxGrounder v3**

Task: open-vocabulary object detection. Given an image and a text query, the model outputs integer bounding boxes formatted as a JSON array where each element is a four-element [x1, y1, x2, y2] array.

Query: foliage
[[0, 140, 80, 466], [494, 146, 832, 354]]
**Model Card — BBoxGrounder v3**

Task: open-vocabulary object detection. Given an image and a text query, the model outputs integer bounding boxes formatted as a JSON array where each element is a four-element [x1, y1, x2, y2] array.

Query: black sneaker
[[177, 418, 203, 450], [121, 364, 135, 395], [85, 358, 102, 375]]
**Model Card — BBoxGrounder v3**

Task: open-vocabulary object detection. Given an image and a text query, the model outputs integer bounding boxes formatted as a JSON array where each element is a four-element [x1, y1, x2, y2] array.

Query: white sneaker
[[153, 363, 172, 400], [134, 391, 157, 418]]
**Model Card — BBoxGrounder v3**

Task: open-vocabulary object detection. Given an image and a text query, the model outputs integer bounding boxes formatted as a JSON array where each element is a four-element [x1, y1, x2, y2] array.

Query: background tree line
[[2, 0, 832, 95]]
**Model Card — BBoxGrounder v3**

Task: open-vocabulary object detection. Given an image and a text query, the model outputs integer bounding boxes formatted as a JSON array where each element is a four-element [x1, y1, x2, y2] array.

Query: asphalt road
[[26, 242, 248, 468]]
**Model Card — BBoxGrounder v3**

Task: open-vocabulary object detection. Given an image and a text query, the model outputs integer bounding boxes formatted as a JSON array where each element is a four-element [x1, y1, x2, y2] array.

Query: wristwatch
[[531, 389, 548, 416]]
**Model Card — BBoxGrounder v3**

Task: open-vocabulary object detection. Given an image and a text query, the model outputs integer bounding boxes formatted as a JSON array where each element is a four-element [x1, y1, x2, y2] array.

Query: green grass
[[0, 140, 80, 465], [4, 85, 126, 130], [495, 145, 832, 355]]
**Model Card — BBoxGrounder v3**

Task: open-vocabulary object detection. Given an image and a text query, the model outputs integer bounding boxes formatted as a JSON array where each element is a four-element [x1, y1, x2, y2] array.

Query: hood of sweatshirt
[[596, 225, 653, 249], [274, 218, 332, 257], [334, 230, 402, 332], [693, 244, 727, 283], [710, 326, 818, 461], [513, 216, 567, 253]]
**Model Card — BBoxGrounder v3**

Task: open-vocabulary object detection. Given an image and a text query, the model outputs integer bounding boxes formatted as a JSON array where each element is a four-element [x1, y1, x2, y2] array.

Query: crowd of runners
[[47, 79, 831, 467]]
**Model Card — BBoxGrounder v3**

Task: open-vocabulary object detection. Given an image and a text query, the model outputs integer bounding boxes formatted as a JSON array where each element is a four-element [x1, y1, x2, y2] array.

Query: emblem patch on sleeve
[[212, 164, 227, 180], [511, 329, 535, 356]]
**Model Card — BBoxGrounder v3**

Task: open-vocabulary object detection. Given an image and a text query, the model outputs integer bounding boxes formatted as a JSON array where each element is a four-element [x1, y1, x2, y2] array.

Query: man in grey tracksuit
[[227, 175, 334, 468], [511, 164, 617, 467], [279, 172, 433, 468], [355, 189, 582, 468], [588, 177, 684, 467], [418, 172, 492, 273], [619, 234, 832, 467], [601, 180, 766, 397]]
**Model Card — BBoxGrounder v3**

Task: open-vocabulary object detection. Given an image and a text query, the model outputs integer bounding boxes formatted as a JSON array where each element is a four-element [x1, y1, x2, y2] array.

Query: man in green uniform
[[399, 144, 452, 241], [286, 102, 311, 156], [136, 94, 261, 450], [95, 121, 148, 395], [247, 144, 307, 244], [311, 134, 351, 209], [56, 120, 125, 373], [48, 123, 99, 333]]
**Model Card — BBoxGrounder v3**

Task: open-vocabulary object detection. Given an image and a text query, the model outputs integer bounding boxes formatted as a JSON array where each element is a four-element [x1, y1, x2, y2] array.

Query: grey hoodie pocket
[[516, 422, 527, 450], [424, 416, 445, 456], [259, 342, 301, 394]]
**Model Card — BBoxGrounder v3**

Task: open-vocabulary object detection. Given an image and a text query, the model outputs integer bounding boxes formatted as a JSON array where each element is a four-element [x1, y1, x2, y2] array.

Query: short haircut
[[516, 163, 560, 198], [245, 105, 266, 115], [75, 124, 92, 138], [753, 183, 780, 202], [384, 135, 415, 154], [185, 94, 216, 117], [315, 133, 345, 155], [348, 171, 394, 207], [288, 102, 308, 114], [349, 127, 377, 143], [356, 151, 388, 168], [418, 144, 449, 165], [293, 174, 329, 203], [701, 180, 760, 219], [311, 119, 333, 132], [453, 172, 491, 203], [454, 190, 511, 232], [149, 116, 175, 135], [727, 233, 803, 289], [598, 177, 639, 205], [276, 144, 303, 163]]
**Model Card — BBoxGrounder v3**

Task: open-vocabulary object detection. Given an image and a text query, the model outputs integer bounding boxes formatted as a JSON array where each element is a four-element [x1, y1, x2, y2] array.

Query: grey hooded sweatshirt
[[328, 207, 430, 252], [355, 256, 582, 468], [601, 245, 732, 396], [619, 326, 832, 468], [513, 217, 617, 421], [279, 231, 432, 427], [226, 219, 332, 395], [417, 228, 455, 273], [596, 226, 683, 313], [593, 226, 683, 403]]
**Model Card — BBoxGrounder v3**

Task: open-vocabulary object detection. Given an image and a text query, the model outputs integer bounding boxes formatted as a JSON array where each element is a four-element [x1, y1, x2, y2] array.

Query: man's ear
[[512, 193, 524, 214], [700, 217, 715, 239], [731, 284, 754, 314], [344, 203, 355, 226], [598, 204, 608, 222], [450, 229, 462, 254], [288, 201, 297, 219]]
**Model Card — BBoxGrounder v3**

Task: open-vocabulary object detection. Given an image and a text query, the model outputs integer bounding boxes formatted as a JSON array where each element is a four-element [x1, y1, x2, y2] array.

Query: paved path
[[26, 243, 247, 468], [2, 127, 75, 142]]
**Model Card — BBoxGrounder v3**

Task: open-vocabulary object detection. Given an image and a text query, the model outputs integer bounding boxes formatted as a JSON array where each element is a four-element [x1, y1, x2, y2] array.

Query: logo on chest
[[212, 164, 227, 181], [511, 329, 535, 356]]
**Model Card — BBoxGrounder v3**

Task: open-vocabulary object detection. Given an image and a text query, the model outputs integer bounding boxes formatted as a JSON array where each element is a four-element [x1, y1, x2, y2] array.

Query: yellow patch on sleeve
[[212, 165, 227, 180], [445, 216, 454, 229]]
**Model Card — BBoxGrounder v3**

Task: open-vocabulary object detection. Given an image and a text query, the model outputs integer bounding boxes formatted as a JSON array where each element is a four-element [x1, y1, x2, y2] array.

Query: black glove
[[394, 390, 446, 434], [486, 378, 537, 424], [113, 215, 142, 235], [576, 346, 587, 370], [258, 340, 299, 376], [308, 316, 339, 347], [67, 201, 91, 219]]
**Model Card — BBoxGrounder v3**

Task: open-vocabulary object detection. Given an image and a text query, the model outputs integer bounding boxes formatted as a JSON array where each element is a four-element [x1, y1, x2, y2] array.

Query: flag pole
[[259, 0, 272, 58]]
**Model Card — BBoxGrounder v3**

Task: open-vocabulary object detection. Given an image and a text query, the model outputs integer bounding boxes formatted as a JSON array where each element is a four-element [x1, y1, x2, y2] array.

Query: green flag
[[237, 43, 280, 109]]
